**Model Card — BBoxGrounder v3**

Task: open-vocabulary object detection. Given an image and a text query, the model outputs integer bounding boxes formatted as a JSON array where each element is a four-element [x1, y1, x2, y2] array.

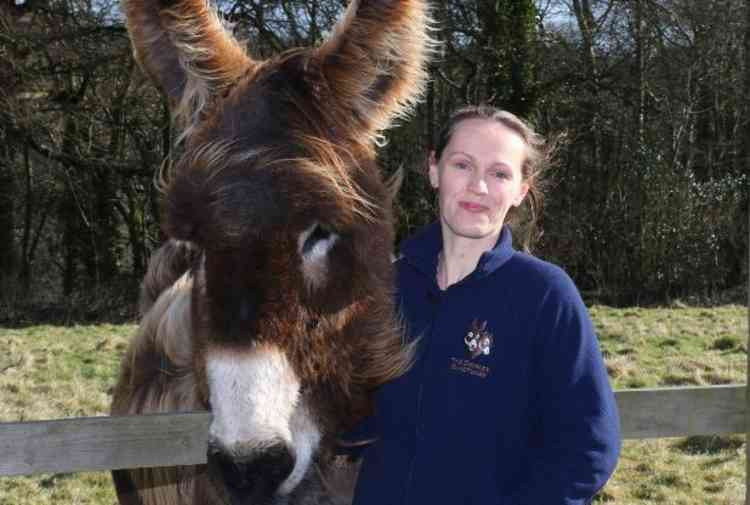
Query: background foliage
[[0, 0, 747, 321]]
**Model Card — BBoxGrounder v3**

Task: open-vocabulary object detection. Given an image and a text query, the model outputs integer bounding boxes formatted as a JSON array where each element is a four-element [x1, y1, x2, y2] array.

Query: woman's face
[[429, 118, 529, 244]]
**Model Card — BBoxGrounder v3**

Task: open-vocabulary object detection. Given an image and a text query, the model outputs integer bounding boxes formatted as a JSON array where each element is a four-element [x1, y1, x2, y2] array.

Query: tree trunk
[[0, 147, 18, 293], [425, 72, 434, 150], [59, 113, 84, 296], [476, 0, 538, 116], [743, 2, 749, 496], [570, 0, 607, 293], [630, 0, 645, 301], [507, 0, 537, 117], [60, 190, 77, 297], [19, 144, 33, 291]]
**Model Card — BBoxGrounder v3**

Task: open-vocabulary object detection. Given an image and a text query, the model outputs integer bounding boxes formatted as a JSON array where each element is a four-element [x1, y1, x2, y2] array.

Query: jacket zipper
[[402, 288, 443, 504]]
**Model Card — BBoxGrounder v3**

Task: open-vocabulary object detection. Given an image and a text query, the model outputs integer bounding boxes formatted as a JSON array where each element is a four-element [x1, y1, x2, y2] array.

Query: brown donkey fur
[[110, 1, 433, 504]]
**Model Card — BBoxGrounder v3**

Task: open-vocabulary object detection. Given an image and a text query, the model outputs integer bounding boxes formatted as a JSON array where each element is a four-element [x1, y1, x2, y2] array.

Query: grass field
[[0, 305, 747, 505]]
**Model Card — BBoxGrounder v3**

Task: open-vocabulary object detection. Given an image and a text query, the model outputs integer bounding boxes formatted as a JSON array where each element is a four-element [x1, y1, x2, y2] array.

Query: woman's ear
[[428, 151, 439, 189], [513, 182, 530, 207]]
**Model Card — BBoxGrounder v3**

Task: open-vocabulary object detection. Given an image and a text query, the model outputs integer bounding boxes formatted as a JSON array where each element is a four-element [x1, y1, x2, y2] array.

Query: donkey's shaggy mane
[[115, 271, 198, 416]]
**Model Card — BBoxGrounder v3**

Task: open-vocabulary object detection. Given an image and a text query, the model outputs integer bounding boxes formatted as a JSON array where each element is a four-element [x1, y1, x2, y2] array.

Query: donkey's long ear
[[316, 0, 433, 140], [124, 0, 256, 132]]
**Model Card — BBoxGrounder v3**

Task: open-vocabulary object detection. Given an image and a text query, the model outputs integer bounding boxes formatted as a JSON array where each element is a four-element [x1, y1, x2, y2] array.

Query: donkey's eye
[[301, 223, 332, 256], [299, 222, 337, 259], [298, 222, 339, 291]]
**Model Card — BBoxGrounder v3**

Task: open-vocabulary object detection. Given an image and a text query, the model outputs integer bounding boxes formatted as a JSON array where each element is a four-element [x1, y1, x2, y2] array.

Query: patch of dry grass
[[0, 324, 131, 422], [591, 304, 747, 504], [592, 305, 746, 390], [0, 324, 132, 505], [598, 436, 745, 504]]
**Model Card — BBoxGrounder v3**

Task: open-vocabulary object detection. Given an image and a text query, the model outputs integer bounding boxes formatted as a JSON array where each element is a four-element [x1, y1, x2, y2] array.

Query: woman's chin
[[447, 225, 498, 241]]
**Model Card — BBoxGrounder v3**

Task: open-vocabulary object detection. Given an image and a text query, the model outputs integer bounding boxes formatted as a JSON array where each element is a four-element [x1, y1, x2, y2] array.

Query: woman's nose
[[468, 173, 488, 194]]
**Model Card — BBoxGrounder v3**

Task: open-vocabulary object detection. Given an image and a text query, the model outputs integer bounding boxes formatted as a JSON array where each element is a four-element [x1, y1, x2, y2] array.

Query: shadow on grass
[[39, 473, 75, 489], [674, 435, 744, 455], [699, 455, 741, 470], [592, 489, 616, 502], [711, 337, 738, 351], [662, 374, 701, 386]]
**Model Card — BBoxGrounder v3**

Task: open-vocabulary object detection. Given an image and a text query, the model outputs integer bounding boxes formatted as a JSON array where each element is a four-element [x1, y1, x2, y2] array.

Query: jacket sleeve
[[504, 270, 621, 505]]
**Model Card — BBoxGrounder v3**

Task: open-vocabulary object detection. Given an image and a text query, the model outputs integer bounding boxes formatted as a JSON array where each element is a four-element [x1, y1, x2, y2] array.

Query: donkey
[[110, 0, 431, 504]]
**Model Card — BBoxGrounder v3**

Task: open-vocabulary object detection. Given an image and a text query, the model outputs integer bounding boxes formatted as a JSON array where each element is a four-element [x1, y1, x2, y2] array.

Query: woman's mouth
[[459, 201, 488, 213]]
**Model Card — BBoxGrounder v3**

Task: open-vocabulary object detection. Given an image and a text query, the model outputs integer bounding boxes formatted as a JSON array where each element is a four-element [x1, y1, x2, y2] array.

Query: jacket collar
[[400, 222, 516, 282]]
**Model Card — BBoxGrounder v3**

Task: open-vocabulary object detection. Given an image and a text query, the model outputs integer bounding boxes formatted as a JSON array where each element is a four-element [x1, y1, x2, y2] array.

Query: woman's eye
[[493, 170, 510, 179], [454, 161, 469, 170]]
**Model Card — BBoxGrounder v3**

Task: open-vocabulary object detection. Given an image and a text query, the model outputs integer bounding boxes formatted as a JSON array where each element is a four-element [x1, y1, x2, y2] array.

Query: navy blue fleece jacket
[[350, 223, 620, 505]]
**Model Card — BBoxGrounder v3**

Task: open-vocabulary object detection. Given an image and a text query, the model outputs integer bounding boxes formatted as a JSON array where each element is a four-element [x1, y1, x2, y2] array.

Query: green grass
[[0, 305, 747, 505], [592, 305, 747, 389], [591, 304, 747, 505], [0, 323, 133, 505]]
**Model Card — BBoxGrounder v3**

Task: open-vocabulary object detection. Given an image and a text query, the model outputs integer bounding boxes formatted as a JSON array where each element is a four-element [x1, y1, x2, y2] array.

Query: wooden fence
[[0, 384, 745, 478]]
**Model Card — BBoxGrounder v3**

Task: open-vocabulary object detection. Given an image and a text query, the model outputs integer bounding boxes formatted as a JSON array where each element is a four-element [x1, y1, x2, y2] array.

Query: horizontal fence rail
[[0, 384, 746, 477], [615, 384, 745, 439]]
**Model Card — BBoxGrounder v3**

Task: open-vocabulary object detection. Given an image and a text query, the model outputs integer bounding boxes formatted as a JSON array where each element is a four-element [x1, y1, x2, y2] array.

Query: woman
[[349, 105, 621, 505]]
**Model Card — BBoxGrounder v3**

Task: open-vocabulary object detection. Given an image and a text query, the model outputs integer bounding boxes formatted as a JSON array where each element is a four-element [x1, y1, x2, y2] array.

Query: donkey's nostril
[[210, 443, 295, 498], [253, 443, 295, 491], [213, 451, 249, 490]]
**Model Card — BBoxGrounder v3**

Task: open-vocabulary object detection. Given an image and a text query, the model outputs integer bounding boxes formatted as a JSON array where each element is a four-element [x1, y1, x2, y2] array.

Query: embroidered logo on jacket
[[464, 319, 493, 359]]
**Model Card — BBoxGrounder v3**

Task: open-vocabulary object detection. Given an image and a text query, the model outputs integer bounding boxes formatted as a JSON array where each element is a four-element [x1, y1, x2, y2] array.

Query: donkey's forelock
[[162, 140, 381, 250]]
